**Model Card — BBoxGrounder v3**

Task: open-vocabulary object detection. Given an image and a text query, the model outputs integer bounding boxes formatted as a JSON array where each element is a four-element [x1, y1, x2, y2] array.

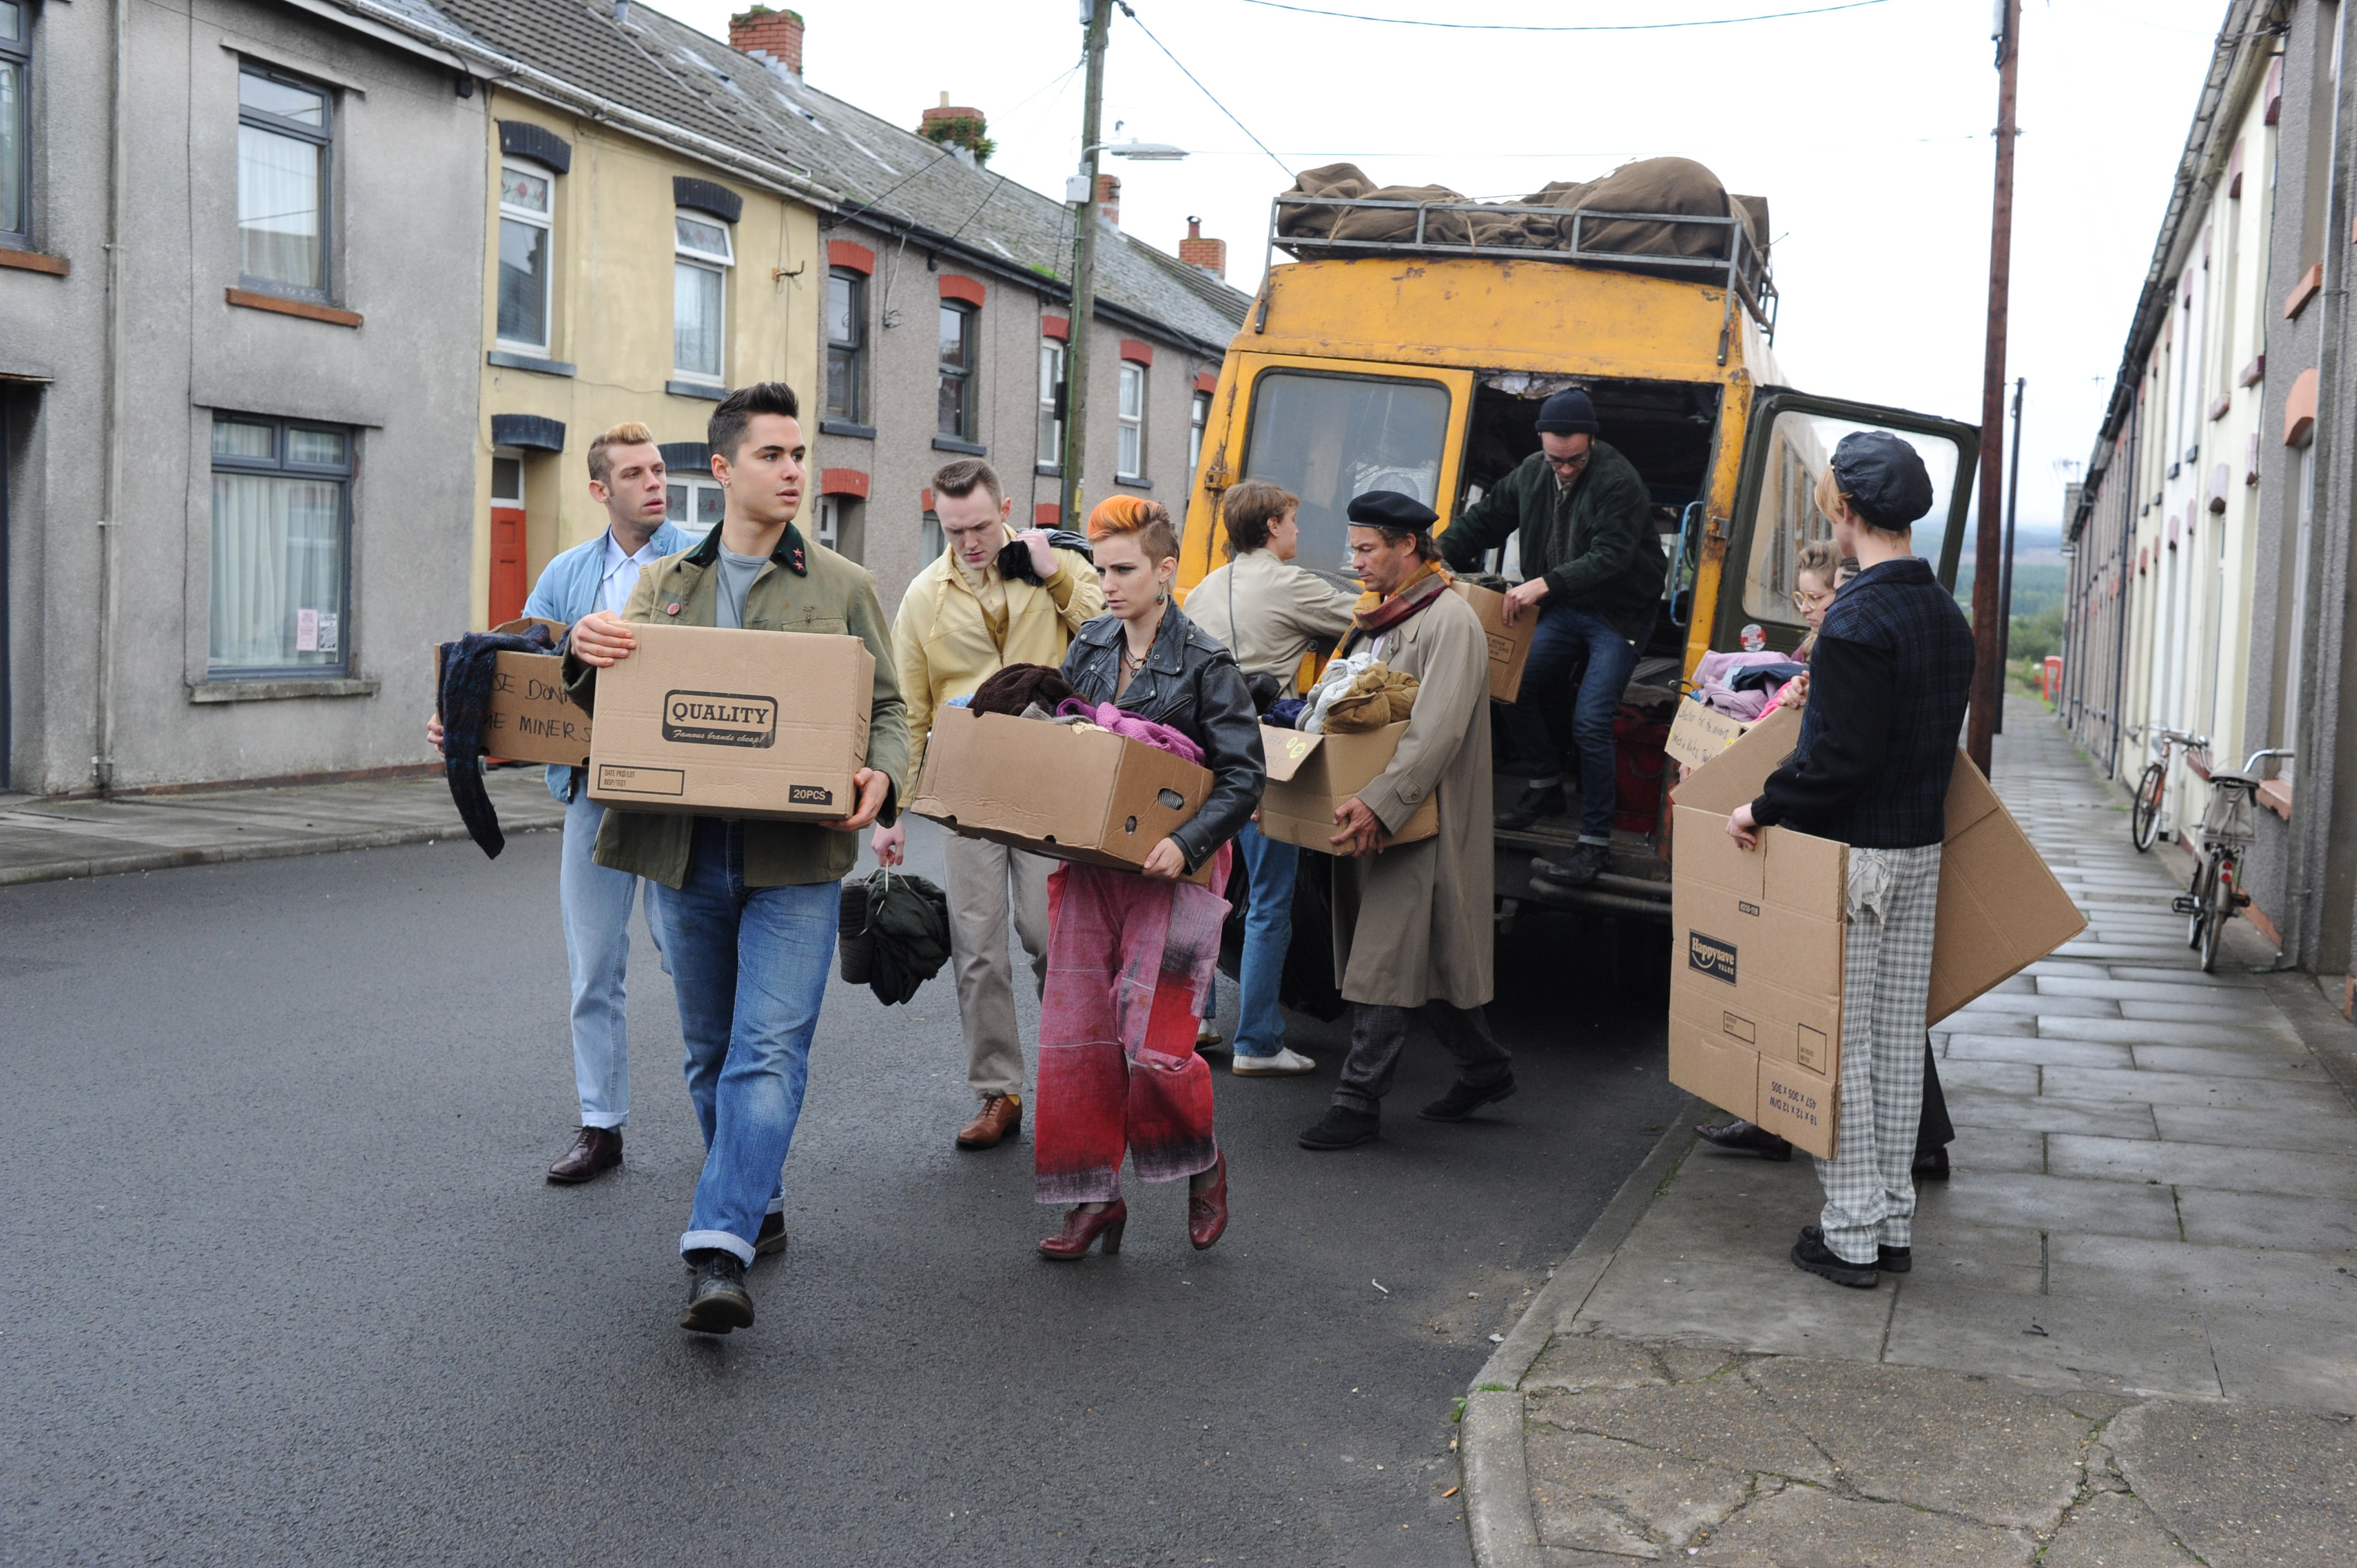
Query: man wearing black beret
[[1725, 430, 1972, 1291], [1440, 388, 1664, 886]]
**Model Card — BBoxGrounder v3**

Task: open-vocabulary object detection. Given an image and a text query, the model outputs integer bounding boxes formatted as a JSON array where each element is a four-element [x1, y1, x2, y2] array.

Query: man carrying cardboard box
[[870, 458, 1104, 1153], [564, 383, 908, 1335], [427, 423, 688, 1186], [1724, 432, 1972, 1290], [1298, 492, 1514, 1151]]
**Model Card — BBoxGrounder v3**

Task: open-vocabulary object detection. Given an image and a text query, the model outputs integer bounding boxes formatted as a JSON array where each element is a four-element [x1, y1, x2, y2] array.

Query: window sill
[[820, 419, 877, 440], [932, 436, 987, 456], [189, 677, 379, 704], [1114, 473, 1152, 490], [0, 247, 69, 277], [228, 287, 362, 327], [667, 379, 727, 401], [1035, 462, 1064, 478], [487, 350, 575, 377], [2260, 777, 2293, 821]]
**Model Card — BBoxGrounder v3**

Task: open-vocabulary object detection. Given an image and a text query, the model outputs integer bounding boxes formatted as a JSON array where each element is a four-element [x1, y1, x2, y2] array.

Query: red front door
[[489, 507, 527, 627]]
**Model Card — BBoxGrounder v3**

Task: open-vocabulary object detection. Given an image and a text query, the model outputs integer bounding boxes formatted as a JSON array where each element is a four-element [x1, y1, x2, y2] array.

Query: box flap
[[1665, 699, 1751, 770], [1260, 725, 1325, 785], [493, 616, 569, 641], [1940, 749, 2003, 839], [1926, 782, 2088, 1023], [1671, 704, 1803, 813]]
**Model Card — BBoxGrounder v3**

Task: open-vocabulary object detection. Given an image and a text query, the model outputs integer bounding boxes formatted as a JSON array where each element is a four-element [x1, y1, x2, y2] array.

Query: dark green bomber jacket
[[1439, 440, 1664, 647], [562, 521, 910, 889]]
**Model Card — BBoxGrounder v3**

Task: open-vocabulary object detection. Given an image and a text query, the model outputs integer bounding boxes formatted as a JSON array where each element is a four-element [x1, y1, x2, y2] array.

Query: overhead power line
[[1115, 3, 1294, 178], [1234, 0, 1895, 29]]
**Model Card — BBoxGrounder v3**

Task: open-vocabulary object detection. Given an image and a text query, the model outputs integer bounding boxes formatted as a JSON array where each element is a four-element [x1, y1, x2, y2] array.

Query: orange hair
[[1085, 494, 1179, 561]]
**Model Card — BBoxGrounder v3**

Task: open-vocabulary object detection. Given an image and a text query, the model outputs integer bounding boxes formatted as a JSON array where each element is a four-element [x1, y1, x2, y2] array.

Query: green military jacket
[[1439, 440, 1664, 646], [562, 522, 910, 890]]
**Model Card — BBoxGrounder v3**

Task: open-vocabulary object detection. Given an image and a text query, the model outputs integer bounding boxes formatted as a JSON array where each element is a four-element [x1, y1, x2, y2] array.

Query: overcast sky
[[666, 0, 2229, 541]]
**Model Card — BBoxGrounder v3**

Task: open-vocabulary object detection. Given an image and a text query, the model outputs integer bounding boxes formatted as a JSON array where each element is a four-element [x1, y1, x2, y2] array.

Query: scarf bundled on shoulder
[[1346, 560, 1453, 644]]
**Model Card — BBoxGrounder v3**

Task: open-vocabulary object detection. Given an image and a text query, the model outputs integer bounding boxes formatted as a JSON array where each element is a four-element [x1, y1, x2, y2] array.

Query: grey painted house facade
[[0, 0, 486, 796]]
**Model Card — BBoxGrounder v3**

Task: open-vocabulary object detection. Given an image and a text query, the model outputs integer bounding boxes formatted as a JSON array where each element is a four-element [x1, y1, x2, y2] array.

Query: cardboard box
[[1664, 698, 1753, 771], [1450, 580, 1537, 704], [433, 617, 593, 767], [907, 704, 1217, 883], [1664, 705, 2087, 1157], [586, 622, 872, 822], [1257, 721, 1441, 853]]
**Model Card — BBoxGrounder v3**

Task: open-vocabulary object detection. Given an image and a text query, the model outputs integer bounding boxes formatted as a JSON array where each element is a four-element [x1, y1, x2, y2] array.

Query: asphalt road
[[1, 818, 1681, 1567]]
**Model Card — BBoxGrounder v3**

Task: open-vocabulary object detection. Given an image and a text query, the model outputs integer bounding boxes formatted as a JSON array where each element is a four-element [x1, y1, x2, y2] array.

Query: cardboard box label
[[598, 764, 685, 797], [1686, 930, 1740, 985], [1449, 581, 1536, 704], [661, 690, 779, 749], [1665, 699, 1752, 770], [433, 617, 593, 767], [1757, 1058, 1837, 1157]]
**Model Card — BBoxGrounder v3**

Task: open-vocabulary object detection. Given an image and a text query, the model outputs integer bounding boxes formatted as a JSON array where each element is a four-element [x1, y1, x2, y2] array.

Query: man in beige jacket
[[873, 458, 1104, 1151]]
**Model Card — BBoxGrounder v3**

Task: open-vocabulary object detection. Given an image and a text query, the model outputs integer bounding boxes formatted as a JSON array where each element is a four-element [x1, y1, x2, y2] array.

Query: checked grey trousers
[[1817, 843, 1943, 1265]]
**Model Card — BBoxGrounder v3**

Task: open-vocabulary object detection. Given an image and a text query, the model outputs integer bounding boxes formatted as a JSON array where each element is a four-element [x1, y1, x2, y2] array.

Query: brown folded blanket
[[970, 663, 1077, 717]]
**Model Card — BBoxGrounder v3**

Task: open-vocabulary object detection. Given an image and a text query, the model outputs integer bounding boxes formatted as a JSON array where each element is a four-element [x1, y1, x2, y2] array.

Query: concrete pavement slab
[[2149, 1103, 2357, 1153], [1913, 1170, 2183, 1240], [2038, 1489, 2205, 1567], [2036, 974, 2263, 1005], [1527, 1379, 1836, 1484], [1933, 1010, 2040, 1036], [1946, 1089, 2160, 1139], [1900, 1219, 2048, 1293], [2175, 1187, 2357, 1251], [1524, 1430, 1751, 1557], [2133, 1043, 2335, 1079], [2111, 1399, 2357, 1566], [2046, 1134, 2357, 1199], [1946, 1129, 2049, 1175], [1881, 1281, 2223, 1397], [2118, 998, 2295, 1027], [2108, 963, 2261, 987], [1938, 1059, 2042, 1093], [1943, 1033, 2137, 1069], [2040, 1065, 2340, 1110], [2049, 1234, 2357, 1318], [1689, 1486, 2039, 1566], [2036, 1014, 2303, 1048], [1948, 992, 2124, 1019]]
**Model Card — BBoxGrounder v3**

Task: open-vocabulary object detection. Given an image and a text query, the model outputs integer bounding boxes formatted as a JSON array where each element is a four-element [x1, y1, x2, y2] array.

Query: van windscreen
[[1242, 372, 1450, 580]]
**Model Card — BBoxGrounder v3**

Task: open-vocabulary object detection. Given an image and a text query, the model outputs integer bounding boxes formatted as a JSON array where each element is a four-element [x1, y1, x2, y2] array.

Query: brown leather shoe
[[955, 1094, 1022, 1151], [547, 1126, 622, 1184]]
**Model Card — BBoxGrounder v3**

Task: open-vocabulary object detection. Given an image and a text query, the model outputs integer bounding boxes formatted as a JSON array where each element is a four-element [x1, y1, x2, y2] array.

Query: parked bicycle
[[2129, 725, 2207, 853], [2172, 747, 2292, 973]]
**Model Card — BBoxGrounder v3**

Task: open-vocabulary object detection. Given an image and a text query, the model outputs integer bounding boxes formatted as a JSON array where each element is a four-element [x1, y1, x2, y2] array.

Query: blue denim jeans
[[559, 787, 665, 1129], [1500, 601, 1640, 843], [1231, 824, 1299, 1058], [652, 817, 838, 1265]]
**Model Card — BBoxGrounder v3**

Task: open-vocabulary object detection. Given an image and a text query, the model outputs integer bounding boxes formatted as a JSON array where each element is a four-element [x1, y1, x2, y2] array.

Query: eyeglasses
[[1543, 452, 1591, 473], [1792, 586, 1836, 612]]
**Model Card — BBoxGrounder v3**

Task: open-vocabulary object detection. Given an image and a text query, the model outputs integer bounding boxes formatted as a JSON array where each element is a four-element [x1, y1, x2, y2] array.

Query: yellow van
[[1175, 185, 1979, 918]]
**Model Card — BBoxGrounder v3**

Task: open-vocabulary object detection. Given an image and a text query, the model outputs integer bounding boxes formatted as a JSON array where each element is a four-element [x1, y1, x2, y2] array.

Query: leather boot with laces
[[681, 1250, 755, 1334]]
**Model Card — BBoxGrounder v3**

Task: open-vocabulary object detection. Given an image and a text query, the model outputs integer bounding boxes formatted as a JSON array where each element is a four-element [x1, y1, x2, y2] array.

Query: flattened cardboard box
[[1257, 721, 1440, 853], [433, 617, 592, 768], [908, 705, 1216, 885], [587, 622, 871, 822], [1663, 704, 2087, 1159], [1664, 698, 1752, 771], [1449, 580, 1537, 704]]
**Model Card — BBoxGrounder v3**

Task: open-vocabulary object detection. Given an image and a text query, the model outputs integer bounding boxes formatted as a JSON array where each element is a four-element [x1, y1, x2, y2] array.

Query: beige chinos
[[945, 833, 1052, 1100]]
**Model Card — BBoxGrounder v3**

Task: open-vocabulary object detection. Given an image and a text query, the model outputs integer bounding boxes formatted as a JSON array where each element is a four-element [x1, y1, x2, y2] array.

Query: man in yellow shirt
[[873, 459, 1104, 1151]]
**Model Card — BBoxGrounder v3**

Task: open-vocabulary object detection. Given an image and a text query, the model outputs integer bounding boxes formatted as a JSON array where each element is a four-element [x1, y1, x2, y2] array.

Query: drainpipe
[[2107, 400, 2137, 780], [94, 0, 130, 795]]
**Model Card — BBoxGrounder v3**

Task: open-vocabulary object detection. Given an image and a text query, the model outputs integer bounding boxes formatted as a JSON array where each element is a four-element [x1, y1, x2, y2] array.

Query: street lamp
[[1062, 143, 1190, 202]]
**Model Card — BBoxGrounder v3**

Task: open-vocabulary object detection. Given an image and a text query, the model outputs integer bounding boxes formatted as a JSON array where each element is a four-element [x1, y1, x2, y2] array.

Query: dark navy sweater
[[1749, 557, 1974, 849]]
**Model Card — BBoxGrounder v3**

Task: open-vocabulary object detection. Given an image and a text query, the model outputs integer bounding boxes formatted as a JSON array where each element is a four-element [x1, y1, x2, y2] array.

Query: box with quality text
[[585, 622, 872, 822], [907, 704, 1216, 883], [433, 617, 591, 768], [1449, 580, 1537, 704], [1256, 721, 1440, 853]]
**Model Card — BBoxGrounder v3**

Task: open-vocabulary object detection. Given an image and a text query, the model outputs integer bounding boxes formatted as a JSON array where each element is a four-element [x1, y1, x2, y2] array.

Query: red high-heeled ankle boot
[[1038, 1199, 1127, 1260], [1188, 1152, 1229, 1251]]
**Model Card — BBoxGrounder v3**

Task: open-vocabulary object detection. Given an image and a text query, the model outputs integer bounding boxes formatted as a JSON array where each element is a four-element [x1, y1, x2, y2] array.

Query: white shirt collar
[[604, 530, 662, 572]]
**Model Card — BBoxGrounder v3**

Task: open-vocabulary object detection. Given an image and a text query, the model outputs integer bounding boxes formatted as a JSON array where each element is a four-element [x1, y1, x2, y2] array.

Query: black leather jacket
[[1061, 605, 1265, 873]]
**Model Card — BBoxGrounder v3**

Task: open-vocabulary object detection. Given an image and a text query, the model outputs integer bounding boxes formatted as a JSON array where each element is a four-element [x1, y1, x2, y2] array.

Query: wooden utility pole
[[1968, 0, 2023, 774], [1994, 375, 2026, 735], [1058, 0, 1113, 530]]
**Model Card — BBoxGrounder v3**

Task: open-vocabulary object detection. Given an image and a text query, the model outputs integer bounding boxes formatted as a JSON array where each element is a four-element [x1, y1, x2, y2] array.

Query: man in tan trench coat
[[1298, 491, 1514, 1151]]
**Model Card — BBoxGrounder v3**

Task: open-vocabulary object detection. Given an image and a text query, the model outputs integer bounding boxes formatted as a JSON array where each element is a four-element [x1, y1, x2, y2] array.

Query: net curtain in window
[[210, 473, 344, 670]]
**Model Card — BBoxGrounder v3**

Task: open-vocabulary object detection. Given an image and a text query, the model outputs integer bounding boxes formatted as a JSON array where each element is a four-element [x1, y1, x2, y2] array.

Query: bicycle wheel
[[2132, 762, 2166, 852], [2185, 852, 2214, 951], [2200, 851, 2236, 973]]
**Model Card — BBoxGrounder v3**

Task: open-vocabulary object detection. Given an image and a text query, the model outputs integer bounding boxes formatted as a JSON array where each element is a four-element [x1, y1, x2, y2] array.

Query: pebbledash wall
[[0, 0, 486, 796]]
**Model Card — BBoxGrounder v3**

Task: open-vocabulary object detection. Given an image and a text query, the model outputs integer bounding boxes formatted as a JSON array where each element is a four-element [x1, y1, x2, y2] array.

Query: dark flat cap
[[1829, 430, 1934, 529], [1346, 489, 1439, 530], [1533, 388, 1600, 435]]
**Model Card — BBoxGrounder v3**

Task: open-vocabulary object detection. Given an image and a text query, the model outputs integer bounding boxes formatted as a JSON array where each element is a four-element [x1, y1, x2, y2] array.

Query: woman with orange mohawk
[[1030, 495, 1265, 1260]]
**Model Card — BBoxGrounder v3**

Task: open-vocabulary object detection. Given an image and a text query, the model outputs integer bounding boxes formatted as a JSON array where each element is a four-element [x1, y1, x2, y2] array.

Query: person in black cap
[[1298, 489, 1514, 1151], [1723, 429, 1972, 1291], [1440, 387, 1664, 886]]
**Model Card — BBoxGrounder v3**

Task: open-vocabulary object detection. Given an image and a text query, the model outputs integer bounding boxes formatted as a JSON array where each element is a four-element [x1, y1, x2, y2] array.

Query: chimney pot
[[727, 7, 804, 75], [1187, 215, 1201, 240], [1179, 220, 1226, 280]]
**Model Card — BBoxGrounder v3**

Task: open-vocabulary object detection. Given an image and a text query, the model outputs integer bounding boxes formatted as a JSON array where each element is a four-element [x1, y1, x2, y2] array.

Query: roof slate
[[362, 0, 1249, 351]]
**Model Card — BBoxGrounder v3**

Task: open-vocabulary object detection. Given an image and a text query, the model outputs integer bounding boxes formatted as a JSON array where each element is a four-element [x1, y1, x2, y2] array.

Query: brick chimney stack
[[1179, 216, 1226, 280], [728, 7, 804, 75], [1096, 173, 1121, 228]]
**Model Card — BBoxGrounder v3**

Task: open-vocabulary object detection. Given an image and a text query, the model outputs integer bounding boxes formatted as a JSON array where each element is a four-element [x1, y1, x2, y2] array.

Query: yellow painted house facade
[[470, 92, 825, 627]]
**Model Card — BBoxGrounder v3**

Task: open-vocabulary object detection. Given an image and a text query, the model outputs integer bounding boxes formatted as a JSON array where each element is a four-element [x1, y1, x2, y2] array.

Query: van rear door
[[1712, 388, 1981, 654]]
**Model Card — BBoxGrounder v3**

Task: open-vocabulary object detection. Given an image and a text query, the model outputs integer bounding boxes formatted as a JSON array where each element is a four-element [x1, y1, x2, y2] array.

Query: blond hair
[[1795, 537, 1842, 589], [1814, 464, 1907, 538], [588, 421, 660, 487]]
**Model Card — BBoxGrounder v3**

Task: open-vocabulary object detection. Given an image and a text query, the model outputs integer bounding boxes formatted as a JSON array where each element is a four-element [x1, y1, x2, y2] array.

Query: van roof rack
[[1264, 194, 1778, 342]]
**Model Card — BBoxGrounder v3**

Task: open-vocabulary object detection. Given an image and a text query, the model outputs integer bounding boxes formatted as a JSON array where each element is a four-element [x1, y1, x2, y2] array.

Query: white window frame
[[495, 159, 555, 353], [673, 210, 734, 386], [1038, 338, 1066, 467], [1189, 389, 1211, 477], [667, 472, 725, 532], [1116, 360, 1147, 479], [815, 494, 840, 551]]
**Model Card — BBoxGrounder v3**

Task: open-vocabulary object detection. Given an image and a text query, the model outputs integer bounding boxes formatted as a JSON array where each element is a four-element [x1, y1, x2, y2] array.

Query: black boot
[[1540, 842, 1612, 886], [680, 1250, 755, 1334], [1695, 1119, 1793, 1160], [1419, 1074, 1517, 1122], [1497, 783, 1568, 831], [1298, 1106, 1381, 1150], [1791, 1227, 1879, 1289]]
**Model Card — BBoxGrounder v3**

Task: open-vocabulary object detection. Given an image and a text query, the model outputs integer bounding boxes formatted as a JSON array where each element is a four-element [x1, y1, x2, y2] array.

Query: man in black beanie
[[1440, 388, 1663, 885]]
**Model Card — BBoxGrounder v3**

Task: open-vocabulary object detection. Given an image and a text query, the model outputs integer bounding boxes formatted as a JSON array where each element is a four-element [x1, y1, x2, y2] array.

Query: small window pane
[[287, 428, 347, 467], [675, 261, 723, 379], [1119, 422, 1142, 479], [666, 481, 689, 523], [1038, 341, 1064, 460], [498, 216, 548, 346], [0, 4, 22, 44], [676, 214, 731, 261], [827, 347, 860, 421], [239, 124, 322, 288], [939, 303, 971, 370], [212, 420, 275, 460], [696, 482, 724, 526], [0, 61, 23, 241], [500, 165, 550, 215], [1119, 363, 1143, 420], [210, 472, 345, 670], [240, 71, 325, 128], [826, 272, 859, 345], [492, 456, 524, 504]]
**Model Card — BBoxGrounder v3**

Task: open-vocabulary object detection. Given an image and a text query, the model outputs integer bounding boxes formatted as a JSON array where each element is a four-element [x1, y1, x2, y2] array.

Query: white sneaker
[[1232, 1046, 1317, 1076]]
